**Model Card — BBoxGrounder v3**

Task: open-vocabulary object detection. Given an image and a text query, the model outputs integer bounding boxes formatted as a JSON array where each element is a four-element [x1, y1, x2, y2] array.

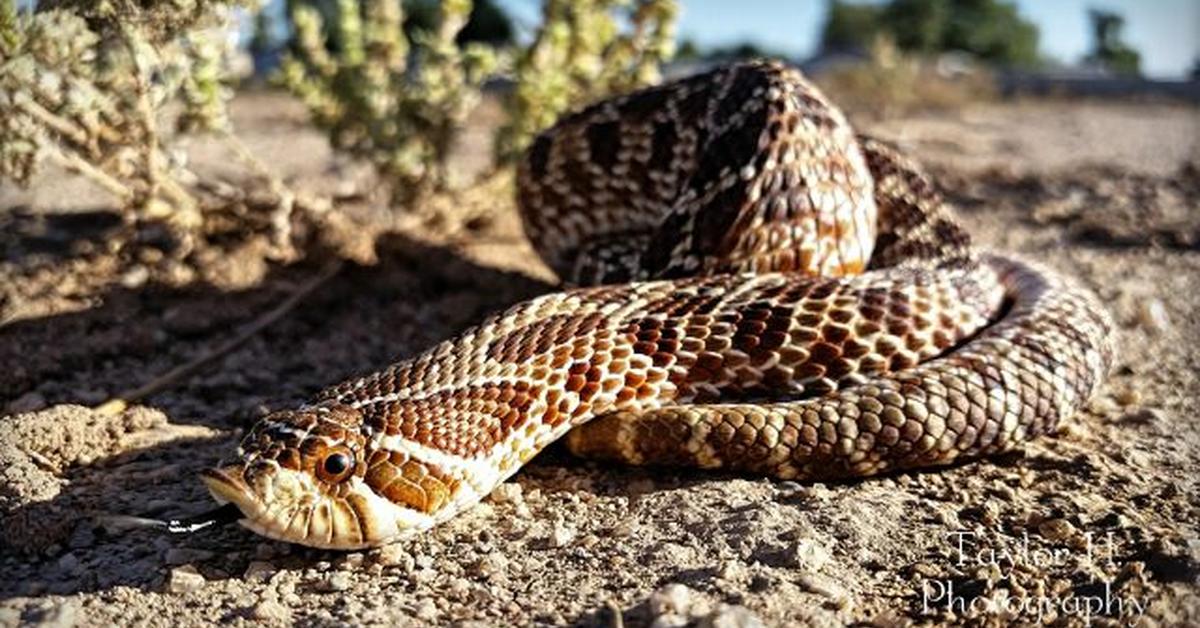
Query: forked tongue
[[97, 503, 244, 535], [164, 503, 244, 534]]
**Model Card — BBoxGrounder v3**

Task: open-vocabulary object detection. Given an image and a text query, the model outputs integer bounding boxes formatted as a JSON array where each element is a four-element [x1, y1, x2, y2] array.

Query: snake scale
[[203, 61, 1114, 549]]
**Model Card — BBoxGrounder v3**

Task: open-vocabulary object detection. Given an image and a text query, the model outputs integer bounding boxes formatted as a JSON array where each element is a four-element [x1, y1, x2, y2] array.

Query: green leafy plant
[[277, 0, 678, 202], [0, 0, 290, 254], [496, 0, 678, 162], [278, 0, 501, 204]]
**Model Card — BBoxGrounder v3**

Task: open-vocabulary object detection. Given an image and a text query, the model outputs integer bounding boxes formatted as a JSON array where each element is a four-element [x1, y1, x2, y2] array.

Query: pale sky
[[496, 0, 1200, 79]]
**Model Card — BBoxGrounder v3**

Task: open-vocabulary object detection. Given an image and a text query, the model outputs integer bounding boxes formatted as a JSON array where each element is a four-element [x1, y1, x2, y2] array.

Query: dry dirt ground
[[0, 93, 1198, 627]]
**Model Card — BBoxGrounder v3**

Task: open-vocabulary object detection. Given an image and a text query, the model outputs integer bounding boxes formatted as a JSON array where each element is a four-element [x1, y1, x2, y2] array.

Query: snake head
[[201, 404, 423, 549]]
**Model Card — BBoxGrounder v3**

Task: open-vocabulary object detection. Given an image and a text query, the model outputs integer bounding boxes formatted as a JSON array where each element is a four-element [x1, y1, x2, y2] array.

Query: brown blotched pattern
[[205, 60, 1114, 549]]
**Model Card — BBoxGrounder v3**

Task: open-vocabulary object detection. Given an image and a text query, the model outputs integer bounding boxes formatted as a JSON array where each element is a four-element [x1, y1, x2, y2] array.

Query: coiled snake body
[[203, 62, 1114, 549]]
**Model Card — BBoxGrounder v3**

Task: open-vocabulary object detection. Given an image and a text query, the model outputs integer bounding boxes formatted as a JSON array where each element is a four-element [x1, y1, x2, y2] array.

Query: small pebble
[[414, 598, 438, 621], [749, 572, 776, 592], [981, 503, 1001, 526], [337, 553, 365, 570], [324, 571, 353, 592], [251, 598, 292, 622], [1136, 299, 1170, 334], [489, 483, 525, 506], [472, 552, 508, 579], [1088, 396, 1119, 416], [448, 577, 472, 598], [788, 539, 831, 573], [717, 561, 745, 583], [374, 544, 415, 570], [254, 542, 281, 560], [120, 266, 150, 289], [25, 599, 79, 628], [798, 573, 847, 602], [648, 583, 693, 616], [909, 562, 939, 578], [1122, 448, 1151, 468], [7, 391, 47, 414], [410, 568, 437, 587], [275, 576, 297, 598], [164, 565, 206, 593], [243, 561, 276, 582], [609, 520, 635, 538], [650, 614, 690, 628], [1114, 388, 1142, 406], [697, 604, 765, 628], [1038, 518, 1077, 542], [1121, 407, 1165, 426], [776, 481, 803, 493], [1059, 422, 1086, 440], [472, 502, 496, 519], [550, 522, 576, 548], [56, 553, 82, 577]]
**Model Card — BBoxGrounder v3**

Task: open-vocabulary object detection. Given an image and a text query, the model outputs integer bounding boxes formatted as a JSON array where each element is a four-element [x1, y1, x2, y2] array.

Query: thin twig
[[121, 23, 199, 222], [44, 144, 134, 201], [95, 260, 344, 416], [14, 94, 92, 148], [218, 130, 299, 253], [123, 24, 163, 200]]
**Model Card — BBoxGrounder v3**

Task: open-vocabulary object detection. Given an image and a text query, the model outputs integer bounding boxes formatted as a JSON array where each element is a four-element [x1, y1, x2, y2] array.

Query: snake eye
[[317, 449, 354, 483]]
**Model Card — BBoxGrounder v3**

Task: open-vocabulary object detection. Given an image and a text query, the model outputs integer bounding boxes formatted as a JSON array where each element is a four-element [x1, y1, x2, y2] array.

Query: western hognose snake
[[202, 61, 1114, 549]]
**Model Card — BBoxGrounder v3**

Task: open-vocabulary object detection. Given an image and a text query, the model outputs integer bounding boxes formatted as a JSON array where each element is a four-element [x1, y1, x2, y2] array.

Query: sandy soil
[[0, 93, 1198, 627]]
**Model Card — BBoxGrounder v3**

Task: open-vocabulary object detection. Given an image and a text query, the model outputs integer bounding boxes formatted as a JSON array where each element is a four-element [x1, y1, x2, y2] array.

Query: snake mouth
[[199, 466, 258, 516], [200, 466, 299, 543], [199, 465, 381, 549]]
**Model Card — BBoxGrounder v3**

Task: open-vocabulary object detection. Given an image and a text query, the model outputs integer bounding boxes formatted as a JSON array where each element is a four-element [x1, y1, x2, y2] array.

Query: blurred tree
[[882, 0, 946, 53], [675, 37, 700, 60], [665, 38, 783, 63], [285, 0, 513, 53], [821, 0, 1039, 67], [402, 0, 439, 39], [1, 0, 306, 255], [250, 8, 274, 56], [942, 0, 1038, 67], [455, 0, 511, 45], [704, 41, 780, 61], [279, 0, 502, 202], [821, 0, 883, 51], [1084, 9, 1140, 76], [405, 0, 513, 46]]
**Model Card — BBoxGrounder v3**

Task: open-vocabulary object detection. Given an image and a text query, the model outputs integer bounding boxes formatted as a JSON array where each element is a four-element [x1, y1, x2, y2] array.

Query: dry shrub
[[0, 0, 311, 259], [815, 36, 996, 120]]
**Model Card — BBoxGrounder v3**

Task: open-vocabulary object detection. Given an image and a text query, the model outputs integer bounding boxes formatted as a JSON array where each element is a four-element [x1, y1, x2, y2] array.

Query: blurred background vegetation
[[822, 0, 1040, 67], [0, 0, 1178, 265]]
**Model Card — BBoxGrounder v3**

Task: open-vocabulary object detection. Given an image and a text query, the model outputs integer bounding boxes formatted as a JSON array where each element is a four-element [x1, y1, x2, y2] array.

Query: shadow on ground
[[1, 230, 553, 420], [0, 230, 552, 597]]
